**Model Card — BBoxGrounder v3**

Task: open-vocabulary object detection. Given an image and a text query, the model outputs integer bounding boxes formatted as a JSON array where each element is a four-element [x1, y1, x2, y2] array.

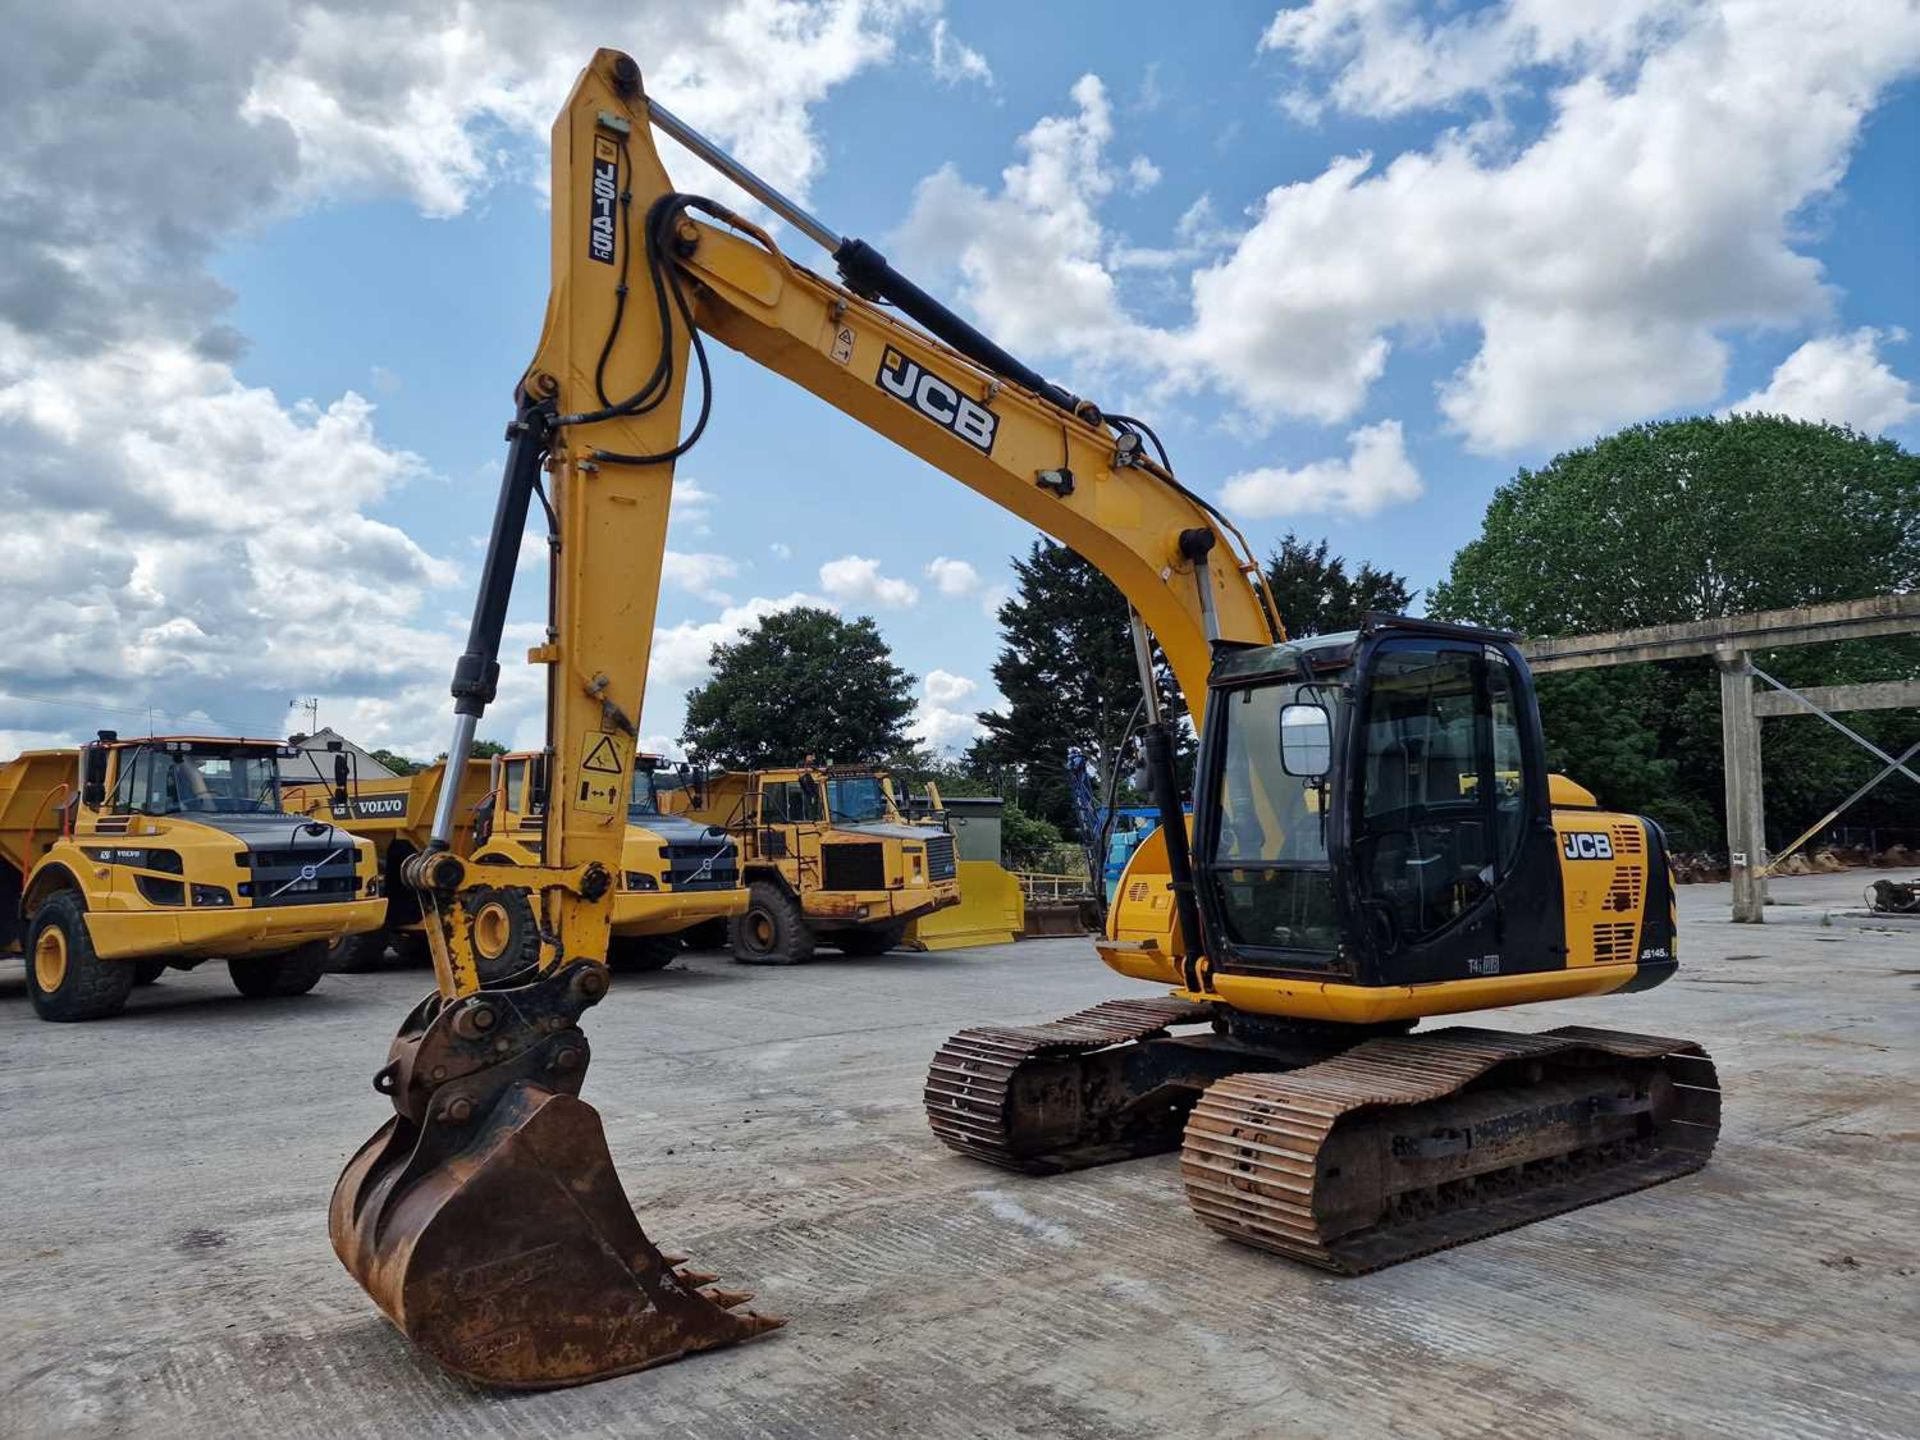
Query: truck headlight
[[192, 884, 232, 907]]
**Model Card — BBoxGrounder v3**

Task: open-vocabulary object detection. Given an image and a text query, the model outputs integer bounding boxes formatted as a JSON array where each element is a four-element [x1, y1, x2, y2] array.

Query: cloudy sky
[[2, 0, 1916, 761]]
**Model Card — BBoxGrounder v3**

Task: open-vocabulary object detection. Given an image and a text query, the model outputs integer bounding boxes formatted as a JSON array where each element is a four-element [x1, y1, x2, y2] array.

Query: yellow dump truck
[[669, 764, 960, 963], [282, 755, 494, 968], [465, 751, 744, 976], [0, 731, 383, 1020]]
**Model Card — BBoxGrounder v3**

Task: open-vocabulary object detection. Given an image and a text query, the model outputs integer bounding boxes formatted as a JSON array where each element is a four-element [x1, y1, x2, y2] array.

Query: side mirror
[[82, 745, 109, 808], [332, 750, 350, 810], [1279, 703, 1332, 777]]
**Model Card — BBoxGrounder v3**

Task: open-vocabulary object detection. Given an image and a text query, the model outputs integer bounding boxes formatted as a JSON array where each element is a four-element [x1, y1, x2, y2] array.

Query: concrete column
[[1718, 650, 1767, 923]]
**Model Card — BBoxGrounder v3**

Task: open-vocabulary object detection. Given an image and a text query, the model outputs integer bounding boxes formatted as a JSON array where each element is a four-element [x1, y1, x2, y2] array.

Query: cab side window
[[503, 760, 526, 815]]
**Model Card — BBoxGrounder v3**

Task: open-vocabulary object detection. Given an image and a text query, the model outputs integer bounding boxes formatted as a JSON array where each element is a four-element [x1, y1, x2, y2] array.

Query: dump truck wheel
[[229, 941, 327, 999], [680, 918, 730, 951], [133, 958, 168, 986], [465, 885, 540, 983], [328, 929, 393, 972], [731, 881, 814, 965], [833, 922, 907, 957], [607, 935, 680, 972], [392, 930, 433, 968], [25, 892, 134, 1022]]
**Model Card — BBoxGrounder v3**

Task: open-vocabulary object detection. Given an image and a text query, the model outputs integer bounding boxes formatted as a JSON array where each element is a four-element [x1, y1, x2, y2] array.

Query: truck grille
[[664, 842, 738, 892], [238, 846, 358, 906], [821, 842, 886, 892], [924, 832, 957, 882]]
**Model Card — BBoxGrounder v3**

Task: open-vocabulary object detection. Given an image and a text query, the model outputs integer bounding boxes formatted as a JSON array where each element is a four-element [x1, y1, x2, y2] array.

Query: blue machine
[[1066, 747, 1183, 906]]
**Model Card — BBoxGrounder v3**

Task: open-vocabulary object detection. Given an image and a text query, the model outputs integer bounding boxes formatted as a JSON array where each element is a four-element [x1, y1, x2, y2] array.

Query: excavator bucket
[[330, 962, 782, 1388]]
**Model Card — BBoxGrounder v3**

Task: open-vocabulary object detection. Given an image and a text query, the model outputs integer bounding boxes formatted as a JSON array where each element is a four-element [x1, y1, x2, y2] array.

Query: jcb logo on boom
[[1562, 832, 1615, 861], [876, 347, 998, 454]]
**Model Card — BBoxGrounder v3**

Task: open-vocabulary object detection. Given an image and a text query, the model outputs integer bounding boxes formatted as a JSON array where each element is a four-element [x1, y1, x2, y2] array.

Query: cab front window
[[1206, 681, 1338, 955]]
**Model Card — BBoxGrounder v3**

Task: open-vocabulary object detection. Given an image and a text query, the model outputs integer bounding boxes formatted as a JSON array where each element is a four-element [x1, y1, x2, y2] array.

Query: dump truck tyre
[[465, 885, 541, 983], [25, 892, 134, 1022], [681, 918, 729, 951], [608, 935, 680, 972], [133, 958, 168, 986], [328, 929, 392, 972], [229, 941, 328, 999], [834, 922, 907, 957], [731, 882, 814, 965]]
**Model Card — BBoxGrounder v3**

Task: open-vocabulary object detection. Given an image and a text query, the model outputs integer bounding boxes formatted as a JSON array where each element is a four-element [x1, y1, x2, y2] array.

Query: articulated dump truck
[[282, 756, 495, 968], [669, 764, 960, 963], [467, 750, 745, 976], [0, 732, 382, 1020]]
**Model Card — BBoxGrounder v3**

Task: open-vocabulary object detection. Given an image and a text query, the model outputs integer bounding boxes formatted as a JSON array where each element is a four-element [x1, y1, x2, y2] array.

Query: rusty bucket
[[330, 962, 781, 1388]]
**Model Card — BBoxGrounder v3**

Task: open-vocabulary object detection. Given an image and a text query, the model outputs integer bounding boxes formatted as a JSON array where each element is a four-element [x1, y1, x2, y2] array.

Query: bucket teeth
[[701, 1287, 755, 1310], [675, 1267, 719, 1288], [659, 1252, 690, 1268]]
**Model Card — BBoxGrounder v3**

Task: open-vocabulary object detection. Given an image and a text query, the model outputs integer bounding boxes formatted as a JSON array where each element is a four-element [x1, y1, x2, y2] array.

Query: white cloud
[[769, 541, 793, 559], [819, 554, 920, 609], [925, 556, 983, 595], [1125, 155, 1162, 194], [898, 4, 1920, 452], [929, 18, 992, 86], [912, 669, 984, 751], [1220, 420, 1422, 518], [923, 668, 977, 705], [670, 479, 718, 538], [1728, 328, 1919, 433], [896, 74, 1148, 366], [661, 551, 742, 604]]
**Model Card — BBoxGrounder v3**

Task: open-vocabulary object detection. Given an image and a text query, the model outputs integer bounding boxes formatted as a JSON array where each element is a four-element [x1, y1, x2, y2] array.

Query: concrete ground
[[1, 871, 1915, 1439]]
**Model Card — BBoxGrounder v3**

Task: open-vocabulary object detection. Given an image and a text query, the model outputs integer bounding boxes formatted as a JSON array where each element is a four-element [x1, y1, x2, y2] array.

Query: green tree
[[971, 541, 1177, 831], [1431, 416, 1920, 851], [434, 738, 507, 763], [681, 607, 915, 767], [1264, 533, 1414, 636], [368, 747, 422, 776]]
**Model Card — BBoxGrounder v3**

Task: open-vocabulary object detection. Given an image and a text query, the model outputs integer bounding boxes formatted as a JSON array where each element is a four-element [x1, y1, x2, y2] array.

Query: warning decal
[[576, 732, 627, 814], [830, 323, 856, 365]]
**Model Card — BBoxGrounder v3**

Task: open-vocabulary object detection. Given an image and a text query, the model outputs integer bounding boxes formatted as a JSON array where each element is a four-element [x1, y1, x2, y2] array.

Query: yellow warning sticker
[[575, 732, 627, 814], [829, 323, 856, 365]]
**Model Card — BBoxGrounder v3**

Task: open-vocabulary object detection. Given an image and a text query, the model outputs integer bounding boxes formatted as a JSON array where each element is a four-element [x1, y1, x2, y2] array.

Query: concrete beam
[[1719, 654, 1768, 923], [1751, 678, 1920, 718], [1522, 594, 1920, 674]]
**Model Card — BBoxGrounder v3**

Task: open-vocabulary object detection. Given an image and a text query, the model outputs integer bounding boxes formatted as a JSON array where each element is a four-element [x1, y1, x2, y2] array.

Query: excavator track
[[1180, 1025, 1720, 1273], [926, 997, 1217, 1171], [926, 998, 1384, 1174]]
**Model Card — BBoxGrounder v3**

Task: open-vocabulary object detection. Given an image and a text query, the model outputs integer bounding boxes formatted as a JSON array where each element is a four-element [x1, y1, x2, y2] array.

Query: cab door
[[1343, 636, 1561, 985]]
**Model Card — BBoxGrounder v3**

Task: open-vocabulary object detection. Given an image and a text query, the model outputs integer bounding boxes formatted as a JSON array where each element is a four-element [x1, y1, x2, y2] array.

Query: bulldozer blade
[[331, 1078, 783, 1389]]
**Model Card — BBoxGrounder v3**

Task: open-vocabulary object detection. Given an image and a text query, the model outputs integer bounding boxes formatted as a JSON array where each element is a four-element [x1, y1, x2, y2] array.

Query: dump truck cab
[[0, 731, 383, 1020], [466, 750, 743, 975], [672, 764, 961, 964]]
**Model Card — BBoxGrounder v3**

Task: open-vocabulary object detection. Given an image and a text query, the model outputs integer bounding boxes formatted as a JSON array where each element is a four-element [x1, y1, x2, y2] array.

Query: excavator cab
[[1197, 618, 1559, 990]]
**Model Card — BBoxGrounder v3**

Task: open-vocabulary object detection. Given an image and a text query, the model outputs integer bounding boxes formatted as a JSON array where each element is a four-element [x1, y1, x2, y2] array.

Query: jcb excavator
[[331, 50, 1720, 1389]]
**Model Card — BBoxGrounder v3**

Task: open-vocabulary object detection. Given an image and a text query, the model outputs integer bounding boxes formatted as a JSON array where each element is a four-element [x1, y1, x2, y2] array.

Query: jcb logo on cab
[[1562, 832, 1615, 861]]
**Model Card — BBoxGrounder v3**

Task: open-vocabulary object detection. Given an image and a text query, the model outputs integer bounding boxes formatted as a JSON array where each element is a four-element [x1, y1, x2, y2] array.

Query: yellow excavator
[[330, 50, 1720, 1389]]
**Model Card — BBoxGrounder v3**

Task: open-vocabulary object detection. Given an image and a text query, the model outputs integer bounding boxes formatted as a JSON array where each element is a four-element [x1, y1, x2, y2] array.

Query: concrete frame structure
[[1520, 594, 1919, 923]]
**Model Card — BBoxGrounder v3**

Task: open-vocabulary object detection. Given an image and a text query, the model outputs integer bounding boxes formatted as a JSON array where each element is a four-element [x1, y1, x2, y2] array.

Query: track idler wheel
[[329, 961, 782, 1388]]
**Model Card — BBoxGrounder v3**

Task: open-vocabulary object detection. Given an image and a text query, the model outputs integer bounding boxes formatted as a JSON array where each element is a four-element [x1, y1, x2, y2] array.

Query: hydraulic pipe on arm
[[331, 48, 1280, 1391]]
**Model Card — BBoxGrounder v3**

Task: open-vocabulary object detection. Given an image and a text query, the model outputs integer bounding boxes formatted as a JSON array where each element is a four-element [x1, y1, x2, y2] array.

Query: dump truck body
[[0, 734, 382, 1019]]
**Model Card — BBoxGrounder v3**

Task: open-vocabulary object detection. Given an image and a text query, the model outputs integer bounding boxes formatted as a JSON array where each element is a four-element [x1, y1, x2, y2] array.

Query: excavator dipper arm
[[332, 48, 1276, 1389]]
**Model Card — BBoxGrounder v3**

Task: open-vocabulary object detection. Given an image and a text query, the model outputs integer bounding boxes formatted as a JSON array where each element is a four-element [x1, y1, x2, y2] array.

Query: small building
[[943, 795, 1005, 864], [285, 727, 400, 786]]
